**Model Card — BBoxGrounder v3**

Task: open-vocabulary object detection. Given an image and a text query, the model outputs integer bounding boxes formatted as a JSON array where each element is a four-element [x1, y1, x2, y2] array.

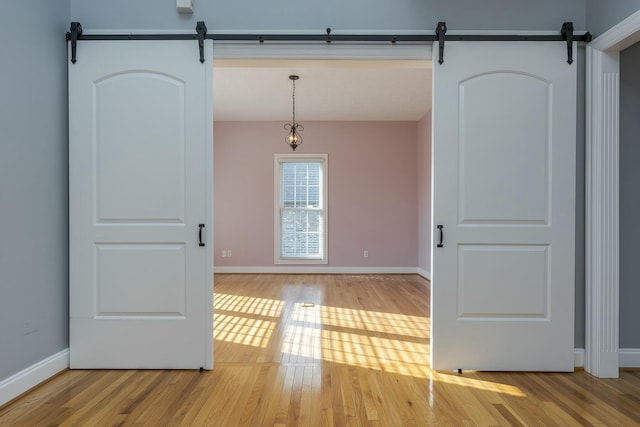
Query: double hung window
[[275, 154, 327, 263]]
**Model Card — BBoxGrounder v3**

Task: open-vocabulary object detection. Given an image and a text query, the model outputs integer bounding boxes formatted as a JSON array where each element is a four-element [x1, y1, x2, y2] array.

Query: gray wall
[[71, 0, 585, 31], [0, 0, 70, 381], [0, 0, 635, 386], [586, 0, 640, 36], [620, 41, 640, 349]]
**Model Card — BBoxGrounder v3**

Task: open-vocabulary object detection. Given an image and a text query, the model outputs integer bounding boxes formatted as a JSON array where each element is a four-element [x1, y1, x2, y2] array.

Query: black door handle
[[198, 224, 205, 247], [437, 225, 444, 248]]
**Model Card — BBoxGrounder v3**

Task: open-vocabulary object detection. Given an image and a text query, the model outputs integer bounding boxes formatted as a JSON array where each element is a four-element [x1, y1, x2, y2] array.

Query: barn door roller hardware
[[435, 22, 447, 65], [66, 21, 209, 64], [196, 21, 207, 63], [67, 22, 82, 64], [66, 21, 591, 65], [435, 22, 591, 65], [562, 22, 576, 64]]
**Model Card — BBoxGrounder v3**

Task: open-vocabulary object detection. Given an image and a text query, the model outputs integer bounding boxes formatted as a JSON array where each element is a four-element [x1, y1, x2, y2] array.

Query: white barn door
[[431, 42, 576, 371], [69, 40, 213, 369]]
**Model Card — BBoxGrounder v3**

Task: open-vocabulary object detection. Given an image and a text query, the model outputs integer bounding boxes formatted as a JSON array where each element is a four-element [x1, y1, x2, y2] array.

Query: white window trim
[[274, 153, 328, 265]]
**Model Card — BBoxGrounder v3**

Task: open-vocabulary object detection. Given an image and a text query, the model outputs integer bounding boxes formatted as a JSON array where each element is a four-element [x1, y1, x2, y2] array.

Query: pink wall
[[417, 113, 432, 276], [213, 121, 419, 267]]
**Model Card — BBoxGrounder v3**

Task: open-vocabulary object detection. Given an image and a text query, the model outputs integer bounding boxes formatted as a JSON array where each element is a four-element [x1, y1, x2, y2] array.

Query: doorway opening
[[211, 56, 434, 370]]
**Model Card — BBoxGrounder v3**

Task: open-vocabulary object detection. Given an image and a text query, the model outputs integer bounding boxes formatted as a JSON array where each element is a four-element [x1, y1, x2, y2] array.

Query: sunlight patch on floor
[[214, 313, 277, 348], [215, 293, 284, 317], [213, 293, 526, 398], [430, 371, 526, 397], [214, 293, 283, 348], [304, 305, 428, 339], [281, 302, 430, 377]]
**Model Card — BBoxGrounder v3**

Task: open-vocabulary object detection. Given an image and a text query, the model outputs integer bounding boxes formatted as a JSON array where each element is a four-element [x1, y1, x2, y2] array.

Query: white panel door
[[69, 40, 213, 369], [431, 42, 576, 371]]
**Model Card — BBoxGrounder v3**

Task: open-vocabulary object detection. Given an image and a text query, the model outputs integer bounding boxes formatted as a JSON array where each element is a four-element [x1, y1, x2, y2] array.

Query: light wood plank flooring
[[1, 274, 639, 426]]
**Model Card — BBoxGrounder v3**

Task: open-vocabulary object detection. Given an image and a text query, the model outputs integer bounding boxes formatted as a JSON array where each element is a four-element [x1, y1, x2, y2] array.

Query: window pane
[[282, 235, 295, 254], [308, 186, 319, 207], [294, 212, 305, 232], [307, 211, 319, 232], [294, 186, 304, 207], [278, 158, 325, 260], [294, 234, 307, 253], [282, 210, 296, 232], [308, 233, 319, 253]]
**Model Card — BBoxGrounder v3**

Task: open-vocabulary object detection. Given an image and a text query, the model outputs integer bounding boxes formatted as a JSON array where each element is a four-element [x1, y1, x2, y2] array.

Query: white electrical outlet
[[363, 250, 369, 258], [221, 250, 227, 258], [228, 250, 232, 257]]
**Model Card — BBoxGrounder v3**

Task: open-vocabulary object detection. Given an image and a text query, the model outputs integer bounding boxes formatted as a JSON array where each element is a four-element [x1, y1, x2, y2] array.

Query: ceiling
[[213, 60, 432, 122]]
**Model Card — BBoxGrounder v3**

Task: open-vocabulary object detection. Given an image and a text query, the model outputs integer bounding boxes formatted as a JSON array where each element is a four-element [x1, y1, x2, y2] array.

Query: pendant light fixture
[[284, 75, 304, 151]]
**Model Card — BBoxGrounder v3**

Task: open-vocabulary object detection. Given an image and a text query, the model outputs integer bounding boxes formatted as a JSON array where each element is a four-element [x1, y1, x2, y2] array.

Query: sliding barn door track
[[66, 21, 591, 65]]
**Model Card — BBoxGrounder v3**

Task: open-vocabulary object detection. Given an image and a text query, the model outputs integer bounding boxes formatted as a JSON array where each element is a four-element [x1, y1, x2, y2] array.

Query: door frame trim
[[204, 39, 214, 370], [585, 9, 640, 378]]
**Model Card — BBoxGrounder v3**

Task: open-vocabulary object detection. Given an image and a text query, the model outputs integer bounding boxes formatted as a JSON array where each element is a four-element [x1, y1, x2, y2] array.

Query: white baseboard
[[620, 348, 640, 368], [0, 348, 69, 407], [574, 348, 585, 368], [573, 348, 640, 369], [417, 268, 431, 280], [214, 266, 419, 275]]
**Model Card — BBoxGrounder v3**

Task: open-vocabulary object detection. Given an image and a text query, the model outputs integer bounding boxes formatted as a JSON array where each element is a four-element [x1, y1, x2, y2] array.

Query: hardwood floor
[[1, 274, 640, 426]]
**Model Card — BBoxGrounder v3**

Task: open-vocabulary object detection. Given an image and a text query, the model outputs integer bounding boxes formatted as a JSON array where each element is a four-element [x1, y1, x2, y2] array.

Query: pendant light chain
[[292, 77, 296, 125]]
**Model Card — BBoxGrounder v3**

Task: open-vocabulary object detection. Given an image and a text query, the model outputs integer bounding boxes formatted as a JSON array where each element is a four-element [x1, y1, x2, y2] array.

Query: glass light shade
[[284, 123, 303, 151]]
